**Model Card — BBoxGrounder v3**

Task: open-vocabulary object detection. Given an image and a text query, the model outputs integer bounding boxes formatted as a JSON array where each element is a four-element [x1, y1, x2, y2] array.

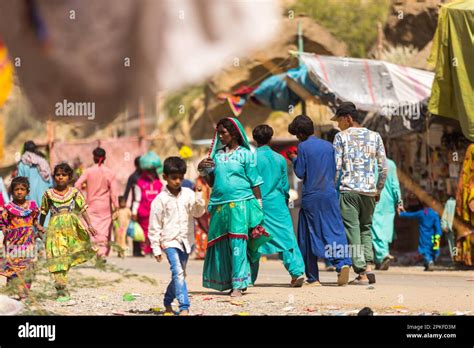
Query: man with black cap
[[332, 102, 388, 285]]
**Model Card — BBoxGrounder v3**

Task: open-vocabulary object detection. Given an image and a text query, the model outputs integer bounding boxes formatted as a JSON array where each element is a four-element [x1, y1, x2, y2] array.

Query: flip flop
[[304, 280, 321, 287], [290, 275, 304, 288], [379, 257, 391, 271], [337, 265, 350, 286]]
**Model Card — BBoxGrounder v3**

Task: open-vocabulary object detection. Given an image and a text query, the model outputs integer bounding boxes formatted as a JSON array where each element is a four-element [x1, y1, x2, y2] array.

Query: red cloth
[[279, 145, 297, 160]]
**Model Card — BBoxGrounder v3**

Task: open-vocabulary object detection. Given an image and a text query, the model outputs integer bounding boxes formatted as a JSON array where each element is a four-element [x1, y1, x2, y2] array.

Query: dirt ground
[[3, 256, 472, 316]]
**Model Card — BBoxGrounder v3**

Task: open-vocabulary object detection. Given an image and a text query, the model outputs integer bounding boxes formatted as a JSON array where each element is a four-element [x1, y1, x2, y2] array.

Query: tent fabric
[[299, 53, 434, 115], [252, 65, 320, 111], [427, 0, 474, 142]]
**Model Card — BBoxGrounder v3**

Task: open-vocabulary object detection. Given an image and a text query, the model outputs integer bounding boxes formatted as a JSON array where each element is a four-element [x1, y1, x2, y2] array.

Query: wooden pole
[[376, 21, 383, 60], [298, 20, 307, 115]]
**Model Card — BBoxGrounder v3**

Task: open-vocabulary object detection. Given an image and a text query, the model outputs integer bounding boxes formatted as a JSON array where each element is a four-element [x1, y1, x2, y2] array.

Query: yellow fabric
[[456, 144, 474, 225], [428, 0, 474, 141], [0, 43, 13, 107]]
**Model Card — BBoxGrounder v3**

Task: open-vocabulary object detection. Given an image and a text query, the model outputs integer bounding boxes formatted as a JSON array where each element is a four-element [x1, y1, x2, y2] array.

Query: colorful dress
[[255, 145, 304, 279], [75, 164, 118, 257], [0, 201, 39, 284], [370, 158, 403, 264], [41, 187, 96, 274], [202, 117, 267, 291], [133, 173, 163, 255]]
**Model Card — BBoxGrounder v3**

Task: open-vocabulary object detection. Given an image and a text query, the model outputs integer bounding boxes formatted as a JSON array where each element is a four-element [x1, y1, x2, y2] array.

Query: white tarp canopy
[[300, 53, 434, 117]]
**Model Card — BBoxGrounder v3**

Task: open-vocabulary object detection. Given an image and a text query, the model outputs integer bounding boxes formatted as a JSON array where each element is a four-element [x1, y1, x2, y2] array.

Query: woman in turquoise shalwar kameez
[[370, 158, 404, 270], [251, 125, 305, 287], [198, 117, 268, 297]]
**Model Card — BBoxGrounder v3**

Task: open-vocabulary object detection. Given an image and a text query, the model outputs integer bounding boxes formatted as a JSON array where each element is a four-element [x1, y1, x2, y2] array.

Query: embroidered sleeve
[[75, 189, 88, 213]]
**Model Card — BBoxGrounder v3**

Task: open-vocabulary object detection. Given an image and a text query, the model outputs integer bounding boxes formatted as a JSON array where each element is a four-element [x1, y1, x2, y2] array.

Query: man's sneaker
[[337, 265, 350, 286]]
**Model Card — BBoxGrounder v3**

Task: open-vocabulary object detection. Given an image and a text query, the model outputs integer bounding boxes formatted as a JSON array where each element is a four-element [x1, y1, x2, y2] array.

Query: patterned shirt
[[334, 127, 388, 195]]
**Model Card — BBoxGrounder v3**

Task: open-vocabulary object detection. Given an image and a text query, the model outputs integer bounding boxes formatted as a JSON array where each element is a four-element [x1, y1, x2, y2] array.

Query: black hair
[[118, 195, 126, 203], [343, 110, 363, 124], [163, 156, 187, 175], [216, 118, 244, 146], [23, 140, 37, 154], [10, 176, 29, 192], [93, 147, 106, 163], [134, 156, 141, 168], [252, 125, 274, 145], [53, 162, 74, 179], [288, 115, 314, 136]]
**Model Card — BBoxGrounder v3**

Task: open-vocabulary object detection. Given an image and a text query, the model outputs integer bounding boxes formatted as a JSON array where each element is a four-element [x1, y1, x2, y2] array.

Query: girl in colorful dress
[[40, 163, 97, 299], [0, 176, 43, 299], [198, 117, 269, 297], [131, 151, 163, 256]]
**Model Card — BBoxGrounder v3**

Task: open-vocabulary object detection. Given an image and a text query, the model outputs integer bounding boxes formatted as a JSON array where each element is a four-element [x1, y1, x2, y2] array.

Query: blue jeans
[[164, 247, 190, 311]]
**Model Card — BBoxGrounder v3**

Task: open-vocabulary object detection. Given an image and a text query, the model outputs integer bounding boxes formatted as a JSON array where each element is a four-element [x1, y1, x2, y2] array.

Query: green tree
[[292, 0, 391, 57]]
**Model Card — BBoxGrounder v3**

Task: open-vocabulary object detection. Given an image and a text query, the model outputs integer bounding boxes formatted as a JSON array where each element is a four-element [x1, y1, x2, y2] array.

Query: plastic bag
[[126, 221, 145, 242]]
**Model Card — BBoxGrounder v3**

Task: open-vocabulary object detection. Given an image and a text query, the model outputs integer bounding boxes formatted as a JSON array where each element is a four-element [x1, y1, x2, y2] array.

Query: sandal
[[290, 275, 304, 288], [337, 265, 350, 286], [304, 280, 321, 287]]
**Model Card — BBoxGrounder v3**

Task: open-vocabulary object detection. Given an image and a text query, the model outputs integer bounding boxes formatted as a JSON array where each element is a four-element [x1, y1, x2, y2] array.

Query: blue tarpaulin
[[252, 65, 320, 111]]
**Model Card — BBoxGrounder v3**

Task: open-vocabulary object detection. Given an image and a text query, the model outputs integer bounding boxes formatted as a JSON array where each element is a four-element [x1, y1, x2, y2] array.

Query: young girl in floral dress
[[40, 163, 97, 300], [0, 177, 43, 299]]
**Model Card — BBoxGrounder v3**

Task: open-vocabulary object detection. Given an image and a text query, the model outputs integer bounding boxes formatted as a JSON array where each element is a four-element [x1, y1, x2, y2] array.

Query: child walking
[[114, 196, 132, 258], [39, 163, 97, 300], [0, 177, 43, 299], [399, 202, 442, 271], [148, 157, 205, 315]]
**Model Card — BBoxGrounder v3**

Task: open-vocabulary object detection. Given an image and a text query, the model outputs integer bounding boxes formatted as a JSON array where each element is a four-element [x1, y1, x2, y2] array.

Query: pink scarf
[[20, 151, 51, 181]]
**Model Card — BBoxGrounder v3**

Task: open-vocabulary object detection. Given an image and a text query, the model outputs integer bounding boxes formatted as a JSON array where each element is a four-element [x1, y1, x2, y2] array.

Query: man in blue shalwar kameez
[[287, 115, 352, 286]]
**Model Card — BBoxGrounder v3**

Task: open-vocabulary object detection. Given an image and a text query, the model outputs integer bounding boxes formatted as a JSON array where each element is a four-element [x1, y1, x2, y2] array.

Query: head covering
[[331, 101, 359, 121], [139, 151, 163, 174], [20, 151, 51, 182], [209, 117, 250, 158]]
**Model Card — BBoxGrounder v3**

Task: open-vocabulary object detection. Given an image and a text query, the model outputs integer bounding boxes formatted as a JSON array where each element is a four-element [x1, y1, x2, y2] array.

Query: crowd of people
[[0, 102, 446, 315]]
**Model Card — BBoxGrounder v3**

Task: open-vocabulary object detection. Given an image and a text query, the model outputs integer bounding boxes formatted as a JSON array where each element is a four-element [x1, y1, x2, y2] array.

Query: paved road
[[21, 256, 473, 316]]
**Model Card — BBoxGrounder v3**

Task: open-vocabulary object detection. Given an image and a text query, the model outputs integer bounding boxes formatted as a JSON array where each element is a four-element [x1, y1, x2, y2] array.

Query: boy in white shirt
[[148, 157, 206, 316]]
